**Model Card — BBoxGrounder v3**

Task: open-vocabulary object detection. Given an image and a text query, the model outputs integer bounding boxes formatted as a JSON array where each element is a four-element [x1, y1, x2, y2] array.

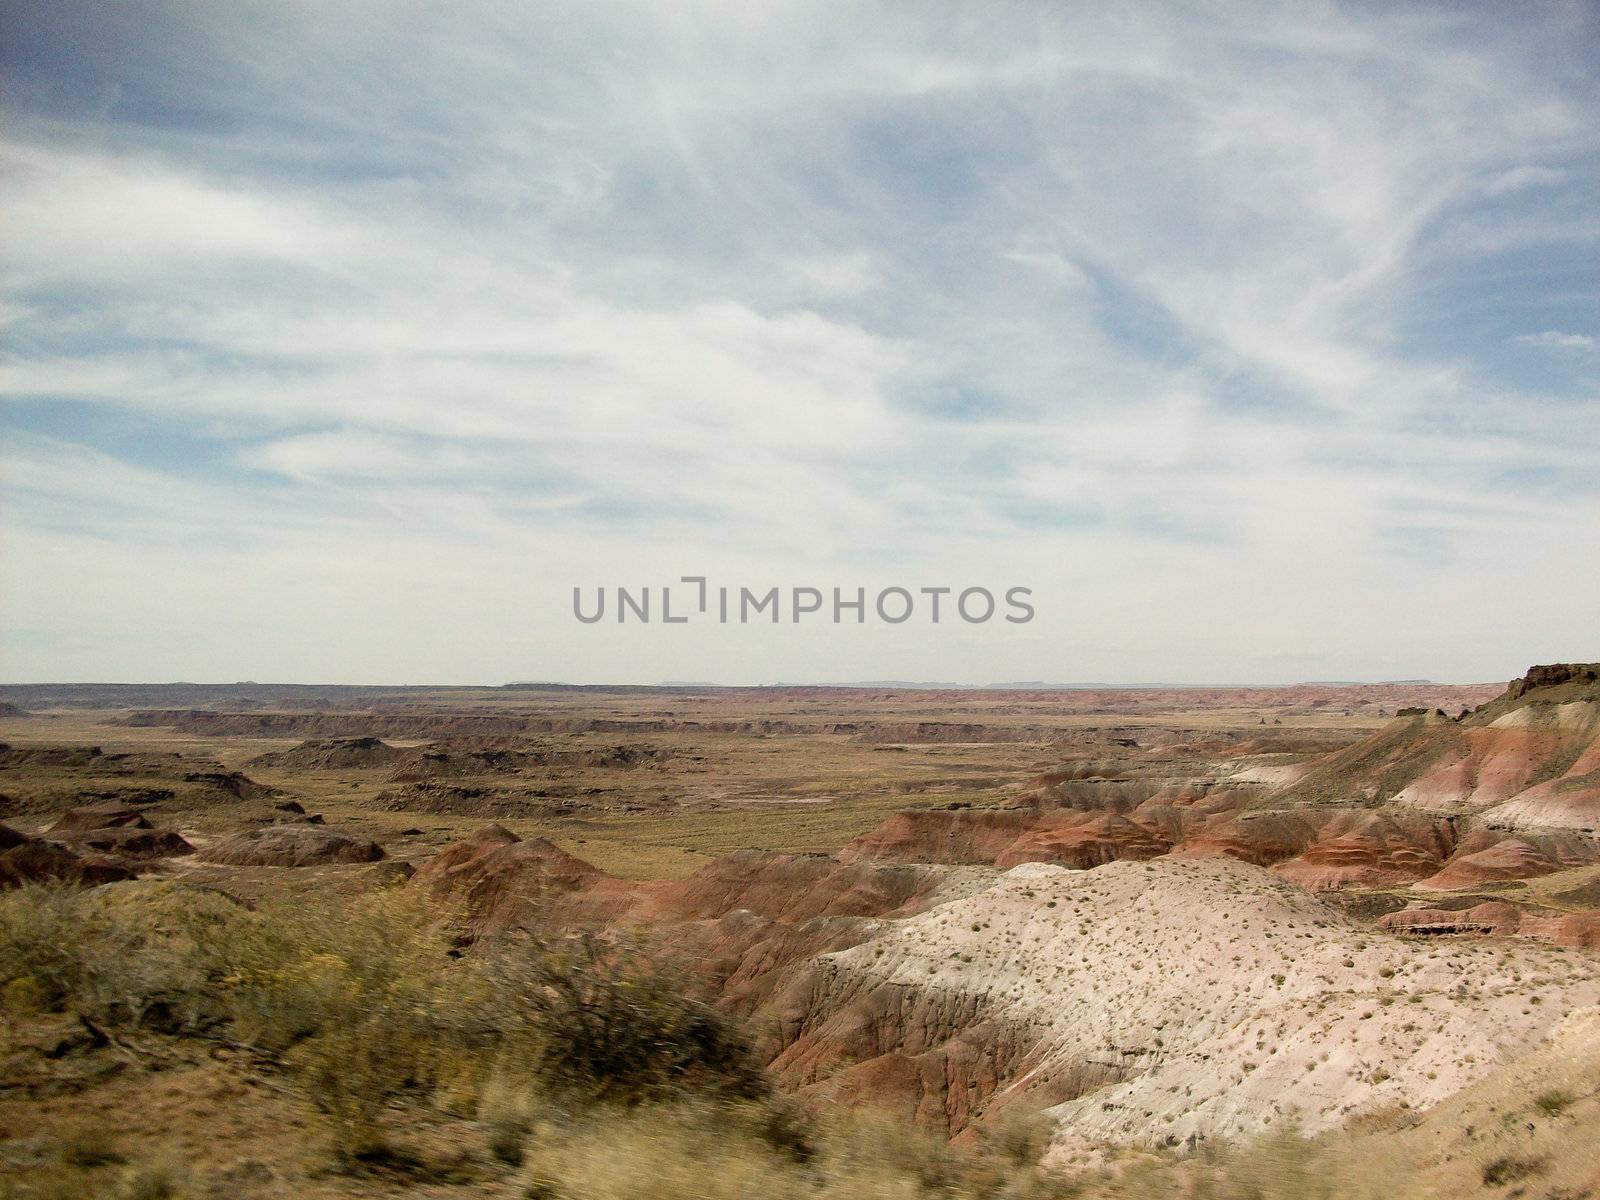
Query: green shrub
[[1533, 1088, 1573, 1117], [490, 930, 769, 1106], [0, 881, 239, 1030]]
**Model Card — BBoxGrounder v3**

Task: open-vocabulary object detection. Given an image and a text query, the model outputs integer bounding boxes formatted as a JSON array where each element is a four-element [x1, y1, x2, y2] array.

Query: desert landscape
[[3, 665, 1598, 1197], [7, 1, 1597, 1196]]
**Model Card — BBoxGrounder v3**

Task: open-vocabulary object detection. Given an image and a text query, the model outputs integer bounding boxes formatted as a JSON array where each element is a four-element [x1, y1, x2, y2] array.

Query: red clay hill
[[832, 664, 1600, 905]]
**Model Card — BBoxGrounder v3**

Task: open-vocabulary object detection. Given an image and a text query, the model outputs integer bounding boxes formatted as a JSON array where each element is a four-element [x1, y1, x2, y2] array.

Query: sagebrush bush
[[214, 888, 542, 1160], [488, 929, 769, 1106], [0, 881, 239, 1030]]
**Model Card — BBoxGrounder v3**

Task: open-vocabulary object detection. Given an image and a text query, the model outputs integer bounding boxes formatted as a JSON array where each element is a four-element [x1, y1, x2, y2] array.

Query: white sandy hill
[[799, 857, 1600, 1158], [1342, 1004, 1600, 1196]]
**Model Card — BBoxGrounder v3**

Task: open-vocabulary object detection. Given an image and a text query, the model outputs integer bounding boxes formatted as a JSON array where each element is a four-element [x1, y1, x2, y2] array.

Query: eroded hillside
[[2, 671, 1598, 1193]]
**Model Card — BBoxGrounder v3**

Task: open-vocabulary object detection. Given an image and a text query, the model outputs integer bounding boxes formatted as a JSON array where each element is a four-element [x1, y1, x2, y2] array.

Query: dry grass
[[511, 1105, 1409, 1200], [518, 1103, 1080, 1200]]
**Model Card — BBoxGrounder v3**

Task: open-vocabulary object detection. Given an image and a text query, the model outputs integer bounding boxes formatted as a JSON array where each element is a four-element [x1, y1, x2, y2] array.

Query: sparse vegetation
[[0, 881, 766, 1165], [1481, 1153, 1544, 1185], [1, 879, 1428, 1200], [1533, 1088, 1573, 1116]]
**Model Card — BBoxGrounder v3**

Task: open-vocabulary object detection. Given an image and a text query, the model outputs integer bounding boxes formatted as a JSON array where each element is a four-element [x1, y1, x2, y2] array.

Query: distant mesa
[[246, 736, 405, 770], [184, 770, 284, 802]]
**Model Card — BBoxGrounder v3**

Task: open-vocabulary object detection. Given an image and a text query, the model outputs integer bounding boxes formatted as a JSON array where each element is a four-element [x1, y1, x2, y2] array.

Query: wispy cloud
[[2, 1, 1598, 684], [1512, 330, 1597, 351], [1482, 165, 1568, 196]]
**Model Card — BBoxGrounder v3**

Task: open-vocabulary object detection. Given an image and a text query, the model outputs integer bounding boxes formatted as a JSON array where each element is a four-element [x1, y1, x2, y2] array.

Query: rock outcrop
[[839, 809, 1039, 865], [0, 823, 136, 888], [410, 824, 624, 931], [1270, 812, 1456, 888], [662, 850, 956, 922], [1415, 828, 1600, 889], [197, 826, 385, 867], [246, 736, 405, 770], [1380, 899, 1600, 948], [43, 803, 194, 860], [46, 802, 152, 834], [1279, 664, 1600, 831]]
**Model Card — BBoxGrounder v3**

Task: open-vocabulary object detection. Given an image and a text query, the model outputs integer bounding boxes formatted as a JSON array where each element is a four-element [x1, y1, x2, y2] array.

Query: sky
[[1, 0, 1597, 686]]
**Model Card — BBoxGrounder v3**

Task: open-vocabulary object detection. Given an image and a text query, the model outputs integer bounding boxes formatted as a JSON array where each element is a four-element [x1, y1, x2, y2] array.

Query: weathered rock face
[[1479, 705, 1600, 829], [386, 746, 543, 781], [408, 832, 982, 990], [839, 809, 1039, 865], [994, 812, 1168, 869], [1379, 900, 1600, 949], [408, 793, 1600, 1158], [851, 780, 1412, 882], [0, 826, 136, 888], [661, 850, 953, 922], [1508, 662, 1600, 700], [767, 960, 1061, 1132], [197, 826, 385, 867], [636, 853, 991, 1023], [181, 771, 283, 803], [41, 802, 194, 860], [1415, 828, 1600, 889], [1165, 810, 1320, 866], [1271, 812, 1457, 888], [46, 802, 151, 834], [648, 910, 883, 1021], [57, 826, 194, 859], [1388, 707, 1599, 821], [0, 744, 115, 770], [834, 667, 1600, 893], [1277, 667, 1600, 831]]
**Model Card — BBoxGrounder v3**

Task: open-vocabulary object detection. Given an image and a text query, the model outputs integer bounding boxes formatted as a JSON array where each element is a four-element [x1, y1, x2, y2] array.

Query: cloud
[[1482, 165, 1567, 196], [1512, 330, 1597, 351], [2, 0, 1599, 683]]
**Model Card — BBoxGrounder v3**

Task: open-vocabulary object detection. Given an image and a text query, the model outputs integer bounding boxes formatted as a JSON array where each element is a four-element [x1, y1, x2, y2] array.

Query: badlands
[[1, 665, 1598, 1196]]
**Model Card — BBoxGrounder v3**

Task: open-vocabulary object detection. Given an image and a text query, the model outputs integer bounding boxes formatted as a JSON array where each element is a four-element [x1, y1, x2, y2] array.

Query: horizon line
[[0, 677, 1513, 692]]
